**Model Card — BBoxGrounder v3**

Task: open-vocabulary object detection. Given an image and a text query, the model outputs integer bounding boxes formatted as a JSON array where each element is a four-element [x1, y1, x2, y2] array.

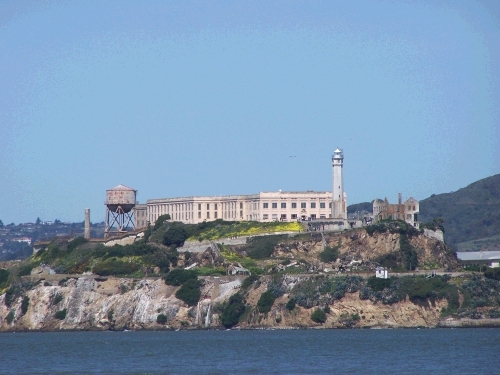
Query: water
[[1, 328, 499, 374]]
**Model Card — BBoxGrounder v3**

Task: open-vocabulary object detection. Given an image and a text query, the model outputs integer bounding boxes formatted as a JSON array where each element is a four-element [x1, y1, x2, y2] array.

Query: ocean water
[[1, 328, 499, 374]]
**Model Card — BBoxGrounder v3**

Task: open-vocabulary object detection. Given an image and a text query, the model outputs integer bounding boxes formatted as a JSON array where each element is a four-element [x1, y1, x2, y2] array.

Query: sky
[[0, 0, 499, 224]]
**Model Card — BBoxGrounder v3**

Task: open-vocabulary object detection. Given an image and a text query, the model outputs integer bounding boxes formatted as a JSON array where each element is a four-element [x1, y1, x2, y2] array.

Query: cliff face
[[272, 229, 460, 271], [1, 274, 450, 332]]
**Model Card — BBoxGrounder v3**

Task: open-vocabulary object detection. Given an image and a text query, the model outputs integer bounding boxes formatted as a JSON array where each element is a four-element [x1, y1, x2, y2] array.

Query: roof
[[334, 148, 342, 153], [108, 184, 136, 191], [456, 251, 500, 261]]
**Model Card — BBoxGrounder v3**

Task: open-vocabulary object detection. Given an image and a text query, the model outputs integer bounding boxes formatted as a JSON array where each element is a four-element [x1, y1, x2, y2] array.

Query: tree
[[311, 308, 326, 324], [221, 293, 246, 328], [163, 223, 189, 247], [0, 219, 3, 227], [175, 279, 201, 306], [35, 217, 41, 225], [154, 214, 171, 231]]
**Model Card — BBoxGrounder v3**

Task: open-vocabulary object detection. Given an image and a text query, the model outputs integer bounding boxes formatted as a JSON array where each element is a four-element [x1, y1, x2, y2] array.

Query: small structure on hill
[[373, 193, 419, 228], [227, 263, 251, 276], [375, 267, 388, 279]]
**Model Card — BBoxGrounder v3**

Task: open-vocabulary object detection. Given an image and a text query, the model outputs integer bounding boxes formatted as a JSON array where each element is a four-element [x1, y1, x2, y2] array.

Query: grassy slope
[[419, 174, 500, 250]]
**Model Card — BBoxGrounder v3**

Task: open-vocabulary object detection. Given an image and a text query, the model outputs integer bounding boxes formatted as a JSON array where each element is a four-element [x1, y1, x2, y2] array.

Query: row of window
[[262, 214, 328, 220], [198, 203, 244, 210], [263, 202, 330, 209]]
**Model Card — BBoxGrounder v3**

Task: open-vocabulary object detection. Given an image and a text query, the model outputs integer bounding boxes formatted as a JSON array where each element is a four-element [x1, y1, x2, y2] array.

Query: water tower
[[104, 184, 137, 237]]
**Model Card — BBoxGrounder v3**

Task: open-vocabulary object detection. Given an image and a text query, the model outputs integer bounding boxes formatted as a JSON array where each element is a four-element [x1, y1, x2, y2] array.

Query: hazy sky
[[1, 0, 499, 224]]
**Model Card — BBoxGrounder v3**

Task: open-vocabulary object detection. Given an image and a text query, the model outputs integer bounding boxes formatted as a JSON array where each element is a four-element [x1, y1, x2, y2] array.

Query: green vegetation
[[366, 276, 391, 292], [484, 267, 500, 281], [242, 235, 287, 260], [154, 214, 171, 231], [257, 290, 276, 313], [156, 314, 167, 325], [241, 275, 260, 291], [163, 222, 189, 247], [163, 269, 198, 286], [6, 310, 15, 324], [220, 293, 247, 328], [93, 259, 140, 276], [285, 298, 296, 311], [21, 296, 29, 314], [107, 309, 114, 321], [0, 269, 10, 288], [420, 218, 445, 233], [319, 243, 340, 263], [175, 279, 201, 306], [311, 308, 326, 323], [67, 237, 88, 253], [52, 293, 63, 305], [399, 233, 418, 271], [54, 309, 67, 320]]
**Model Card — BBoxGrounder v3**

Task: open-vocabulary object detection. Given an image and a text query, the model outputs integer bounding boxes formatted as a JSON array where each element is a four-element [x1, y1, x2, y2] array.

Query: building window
[[263, 203, 269, 209], [198, 204, 201, 210], [281, 203, 286, 209], [329, 202, 332, 208], [263, 214, 269, 220], [280, 214, 287, 220], [240, 203, 243, 209], [207, 204, 210, 210], [207, 212, 210, 219], [291, 202, 297, 209], [272, 203, 277, 209], [320, 215, 326, 219], [215, 204, 218, 210], [311, 202, 316, 208], [272, 214, 278, 220], [301, 202, 306, 209], [240, 210, 243, 217], [214, 212, 218, 219], [311, 214, 316, 219], [291, 214, 297, 219], [320, 203, 325, 208]]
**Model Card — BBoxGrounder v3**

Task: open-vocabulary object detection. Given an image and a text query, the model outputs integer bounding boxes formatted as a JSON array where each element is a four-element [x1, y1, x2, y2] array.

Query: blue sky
[[1, 0, 499, 224]]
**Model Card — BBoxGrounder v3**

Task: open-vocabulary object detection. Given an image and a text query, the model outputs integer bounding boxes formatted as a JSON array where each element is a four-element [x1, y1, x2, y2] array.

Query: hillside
[[419, 174, 500, 251]]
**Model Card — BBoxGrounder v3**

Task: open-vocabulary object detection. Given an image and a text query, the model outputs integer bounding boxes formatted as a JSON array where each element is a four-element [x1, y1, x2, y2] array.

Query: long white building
[[134, 148, 348, 228]]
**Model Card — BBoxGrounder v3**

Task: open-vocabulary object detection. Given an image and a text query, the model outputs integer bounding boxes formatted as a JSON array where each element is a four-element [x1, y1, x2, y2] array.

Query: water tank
[[105, 184, 137, 213]]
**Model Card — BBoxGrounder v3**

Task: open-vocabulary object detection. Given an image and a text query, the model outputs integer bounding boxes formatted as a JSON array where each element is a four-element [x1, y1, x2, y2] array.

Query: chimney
[[398, 193, 402, 205], [84, 209, 91, 239]]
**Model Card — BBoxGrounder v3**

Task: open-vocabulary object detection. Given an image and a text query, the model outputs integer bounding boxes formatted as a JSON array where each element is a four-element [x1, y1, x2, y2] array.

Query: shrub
[[0, 269, 10, 286], [221, 293, 246, 328], [351, 313, 360, 321], [58, 278, 69, 286], [163, 269, 198, 286], [6, 311, 15, 324], [107, 309, 114, 321], [4, 287, 16, 307], [285, 298, 296, 311], [245, 235, 286, 260], [54, 309, 67, 320], [17, 263, 34, 277], [93, 259, 140, 276], [257, 290, 276, 314], [67, 237, 88, 253], [175, 279, 201, 306], [163, 223, 189, 247], [311, 308, 326, 324], [319, 245, 340, 263], [21, 296, 29, 314], [484, 268, 500, 281], [154, 214, 171, 231], [367, 276, 391, 292], [52, 293, 63, 305], [157, 314, 167, 325]]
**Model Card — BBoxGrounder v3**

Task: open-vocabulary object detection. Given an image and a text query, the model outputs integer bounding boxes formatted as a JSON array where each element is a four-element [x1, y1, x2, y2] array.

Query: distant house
[[227, 263, 251, 276], [456, 251, 500, 268], [13, 237, 32, 245], [375, 267, 388, 279]]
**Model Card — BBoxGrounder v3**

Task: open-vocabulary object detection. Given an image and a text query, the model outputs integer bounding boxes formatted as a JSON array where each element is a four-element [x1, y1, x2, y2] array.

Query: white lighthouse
[[332, 148, 347, 219]]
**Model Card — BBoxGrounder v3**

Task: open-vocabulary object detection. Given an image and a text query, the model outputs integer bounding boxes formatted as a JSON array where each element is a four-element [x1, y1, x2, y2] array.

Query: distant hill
[[419, 174, 500, 251], [347, 202, 373, 214]]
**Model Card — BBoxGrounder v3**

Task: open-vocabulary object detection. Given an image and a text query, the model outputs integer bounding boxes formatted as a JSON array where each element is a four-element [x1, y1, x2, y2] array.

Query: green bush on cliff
[[175, 279, 201, 306], [311, 308, 326, 324], [257, 290, 276, 313], [6, 310, 15, 324], [319, 245, 340, 263], [163, 269, 197, 286], [367, 276, 391, 292], [221, 293, 246, 328], [92, 259, 140, 276], [21, 296, 29, 314], [54, 309, 67, 320], [484, 267, 500, 281], [0, 269, 10, 287], [244, 235, 287, 260], [156, 314, 167, 325], [286, 298, 296, 311]]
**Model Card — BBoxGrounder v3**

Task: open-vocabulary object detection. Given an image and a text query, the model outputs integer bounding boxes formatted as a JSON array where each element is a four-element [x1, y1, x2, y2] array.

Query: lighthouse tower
[[332, 148, 347, 219]]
